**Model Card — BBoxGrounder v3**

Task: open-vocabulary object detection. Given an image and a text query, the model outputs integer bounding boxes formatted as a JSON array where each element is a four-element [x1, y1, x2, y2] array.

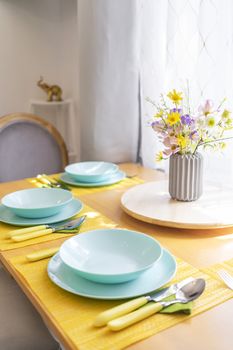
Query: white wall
[[0, 0, 79, 159]]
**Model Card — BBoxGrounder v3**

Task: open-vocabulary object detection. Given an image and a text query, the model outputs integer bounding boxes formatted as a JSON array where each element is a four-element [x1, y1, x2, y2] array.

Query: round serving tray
[[121, 181, 233, 229]]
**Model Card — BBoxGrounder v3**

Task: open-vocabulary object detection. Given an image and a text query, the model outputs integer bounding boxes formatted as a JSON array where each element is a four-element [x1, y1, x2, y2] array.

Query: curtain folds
[[77, 0, 140, 163]]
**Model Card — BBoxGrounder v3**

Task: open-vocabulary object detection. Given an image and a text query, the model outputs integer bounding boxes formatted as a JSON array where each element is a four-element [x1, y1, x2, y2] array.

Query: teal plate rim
[[47, 248, 177, 300], [59, 170, 126, 187], [0, 198, 83, 226]]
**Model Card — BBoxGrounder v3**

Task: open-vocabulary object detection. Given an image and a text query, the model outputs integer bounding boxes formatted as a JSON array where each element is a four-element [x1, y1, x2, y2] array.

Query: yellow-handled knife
[[26, 247, 60, 261], [7, 225, 49, 238], [93, 277, 194, 327], [10, 215, 86, 242]]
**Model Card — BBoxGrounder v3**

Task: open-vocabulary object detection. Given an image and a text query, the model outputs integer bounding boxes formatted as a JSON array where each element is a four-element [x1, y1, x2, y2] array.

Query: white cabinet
[[29, 99, 78, 162]]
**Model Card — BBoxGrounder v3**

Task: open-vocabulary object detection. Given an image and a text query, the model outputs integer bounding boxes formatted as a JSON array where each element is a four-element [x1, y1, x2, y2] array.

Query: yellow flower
[[220, 142, 226, 149], [154, 109, 163, 118], [226, 118, 233, 126], [222, 109, 231, 119], [177, 135, 187, 148], [167, 111, 180, 125], [167, 89, 183, 105], [155, 151, 163, 162], [206, 117, 215, 127]]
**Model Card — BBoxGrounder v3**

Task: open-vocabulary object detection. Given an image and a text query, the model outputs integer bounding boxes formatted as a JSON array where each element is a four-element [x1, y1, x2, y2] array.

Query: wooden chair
[[0, 113, 68, 182]]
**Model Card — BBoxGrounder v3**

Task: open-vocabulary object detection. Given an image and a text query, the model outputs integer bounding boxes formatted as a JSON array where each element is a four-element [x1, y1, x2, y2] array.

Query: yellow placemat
[[0, 204, 116, 251], [29, 176, 144, 196], [8, 254, 233, 350]]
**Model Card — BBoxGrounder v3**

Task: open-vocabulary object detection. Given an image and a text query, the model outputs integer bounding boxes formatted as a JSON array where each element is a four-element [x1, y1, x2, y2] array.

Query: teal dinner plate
[[59, 170, 126, 187], [65, 161, 119, 183], [47, 248, 177, 300], [0, 199, 83, 226]]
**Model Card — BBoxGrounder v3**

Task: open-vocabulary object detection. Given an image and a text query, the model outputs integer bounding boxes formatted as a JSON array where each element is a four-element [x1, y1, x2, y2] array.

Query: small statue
[[37, 76, 63, 102]]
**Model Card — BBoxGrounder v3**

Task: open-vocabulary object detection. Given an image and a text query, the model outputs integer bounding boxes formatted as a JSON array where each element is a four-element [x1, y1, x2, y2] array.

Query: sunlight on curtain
[[141, 0, 233, 184]]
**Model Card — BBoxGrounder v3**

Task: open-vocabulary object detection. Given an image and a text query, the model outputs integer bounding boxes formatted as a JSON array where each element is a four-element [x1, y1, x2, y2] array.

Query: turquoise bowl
[[59, 228, 162, 284], [1, 188, 73, 219], [65, 161, 119, 183]]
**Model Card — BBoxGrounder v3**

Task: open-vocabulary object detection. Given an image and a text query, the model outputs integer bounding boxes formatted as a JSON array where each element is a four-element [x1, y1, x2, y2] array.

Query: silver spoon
[[108, 278, 206, 331]]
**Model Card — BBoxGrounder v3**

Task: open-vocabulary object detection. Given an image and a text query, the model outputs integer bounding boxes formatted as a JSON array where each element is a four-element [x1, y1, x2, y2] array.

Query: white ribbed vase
[[169, 152, 203, 201]]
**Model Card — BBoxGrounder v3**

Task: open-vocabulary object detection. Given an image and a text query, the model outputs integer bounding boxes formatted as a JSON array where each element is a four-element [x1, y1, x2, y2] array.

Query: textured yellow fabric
[[8, 254, 233, 350], [29, 176, 144, 196], [0, 205, 116, 251]]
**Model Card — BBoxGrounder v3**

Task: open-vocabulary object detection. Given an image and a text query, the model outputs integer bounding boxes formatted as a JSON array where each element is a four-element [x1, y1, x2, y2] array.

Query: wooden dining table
[[1, 163, 233, 350]]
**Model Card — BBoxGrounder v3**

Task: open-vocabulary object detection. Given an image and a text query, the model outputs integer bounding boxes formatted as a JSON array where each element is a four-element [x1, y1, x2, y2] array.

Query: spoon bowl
[[172, 278, 206, 304]]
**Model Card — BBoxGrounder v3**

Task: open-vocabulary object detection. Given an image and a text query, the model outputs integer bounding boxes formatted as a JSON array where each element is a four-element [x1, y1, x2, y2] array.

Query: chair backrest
[[0, 113, 68, 182]]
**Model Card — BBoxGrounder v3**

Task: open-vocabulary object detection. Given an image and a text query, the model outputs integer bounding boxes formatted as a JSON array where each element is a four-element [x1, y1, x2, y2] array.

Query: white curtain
[[77, 0, 140, 163], [77, 0, 233, 183], [141, 0, 233, 184]]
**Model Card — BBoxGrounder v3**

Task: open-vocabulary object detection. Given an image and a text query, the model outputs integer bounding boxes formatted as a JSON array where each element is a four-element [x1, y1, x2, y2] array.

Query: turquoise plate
[[1, 188, 73, 219], [0, 199, 83, 226], [47, 248, 177, 300], [59, 170, 126, 187], [65, 161, 119, 183]]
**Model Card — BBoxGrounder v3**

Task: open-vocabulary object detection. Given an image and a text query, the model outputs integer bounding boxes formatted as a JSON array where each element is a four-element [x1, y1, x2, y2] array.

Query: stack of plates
[[48, 228, 177, 300], [60, 161, 126, 187], [0, 188, 83, 226]]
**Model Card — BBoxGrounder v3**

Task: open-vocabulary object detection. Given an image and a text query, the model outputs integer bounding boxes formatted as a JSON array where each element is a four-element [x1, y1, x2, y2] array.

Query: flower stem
[[197, 136, 233, 148]]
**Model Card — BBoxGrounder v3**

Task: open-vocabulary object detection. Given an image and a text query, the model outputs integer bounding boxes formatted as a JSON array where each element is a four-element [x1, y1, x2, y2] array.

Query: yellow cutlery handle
[[108, 302, 163, 331], [11, 228, 54, 242], [26, 247, 60, 261], [93, 296, 149, 327], [41, 174, 57, 184], [7, 225, 47, 238]]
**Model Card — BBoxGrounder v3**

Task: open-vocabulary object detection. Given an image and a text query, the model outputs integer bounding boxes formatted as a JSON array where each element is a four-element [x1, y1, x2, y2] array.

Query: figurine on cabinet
[[37, 76, 63, 102]]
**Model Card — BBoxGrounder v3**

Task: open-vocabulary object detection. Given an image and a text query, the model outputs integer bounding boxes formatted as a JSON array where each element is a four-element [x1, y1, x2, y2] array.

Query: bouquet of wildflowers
[[148, 89, 233, 161]]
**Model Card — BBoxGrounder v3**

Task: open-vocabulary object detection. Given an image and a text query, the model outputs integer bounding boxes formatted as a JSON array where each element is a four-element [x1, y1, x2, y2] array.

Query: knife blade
[[93, 277, 194, 327], [10, 215, 86, 242]]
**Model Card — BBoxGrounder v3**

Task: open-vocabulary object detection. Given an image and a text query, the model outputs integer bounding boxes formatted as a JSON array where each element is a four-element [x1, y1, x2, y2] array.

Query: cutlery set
[[94, 277, 195, 327], [8, 216, 86, 242], [35, 174, 71, 191], [94, 278, 206, 331]]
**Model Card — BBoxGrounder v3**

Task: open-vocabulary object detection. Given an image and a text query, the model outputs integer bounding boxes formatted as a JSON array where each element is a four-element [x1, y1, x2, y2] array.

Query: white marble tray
[[121, 181, 233, 229]]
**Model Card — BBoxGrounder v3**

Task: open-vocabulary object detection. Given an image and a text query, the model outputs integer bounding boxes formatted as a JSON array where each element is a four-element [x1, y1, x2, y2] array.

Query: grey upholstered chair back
[[0, 113, 68, 182]]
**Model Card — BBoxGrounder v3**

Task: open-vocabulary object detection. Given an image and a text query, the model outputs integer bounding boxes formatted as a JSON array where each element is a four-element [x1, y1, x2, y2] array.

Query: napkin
[[160, 295, 193, 315]]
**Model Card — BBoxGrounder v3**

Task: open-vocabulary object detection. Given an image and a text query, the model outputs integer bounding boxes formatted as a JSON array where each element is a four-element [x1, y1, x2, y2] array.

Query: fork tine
[[217, 269, 233, 290]]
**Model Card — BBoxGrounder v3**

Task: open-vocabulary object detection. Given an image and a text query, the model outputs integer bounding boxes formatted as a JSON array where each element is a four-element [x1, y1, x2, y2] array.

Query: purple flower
[[151, 120, 164, 133], [181, 114, 193, 125], [189, 130, 199, 141], [171, 108, 182, 114]]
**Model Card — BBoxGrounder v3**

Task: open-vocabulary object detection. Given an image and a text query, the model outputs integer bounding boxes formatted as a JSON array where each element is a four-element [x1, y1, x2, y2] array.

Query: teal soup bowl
[[1, 188, 73, 218], [65, 161, 119, 183], [59, 228, 162, 284]]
